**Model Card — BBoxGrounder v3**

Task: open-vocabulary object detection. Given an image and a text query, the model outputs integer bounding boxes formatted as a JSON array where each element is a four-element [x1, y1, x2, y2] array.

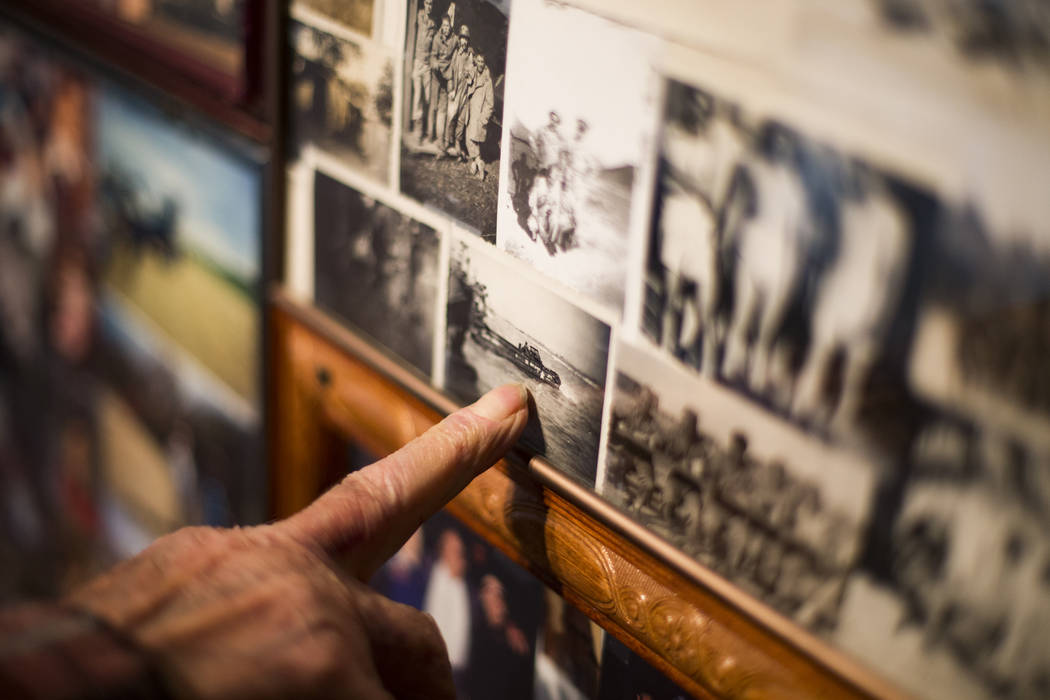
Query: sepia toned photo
[[444, 240, 609, 486], [313, 171, 440, 377], [497, 0, 658, 313], [293, 0, 374, 37], [371, 511, 542, 700], [400, 0, 510, 239], [291, 20, 394, 183]]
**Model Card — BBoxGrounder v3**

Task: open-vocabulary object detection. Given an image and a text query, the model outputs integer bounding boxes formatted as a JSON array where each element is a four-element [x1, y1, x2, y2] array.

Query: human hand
[[64, 384, 530, 700]]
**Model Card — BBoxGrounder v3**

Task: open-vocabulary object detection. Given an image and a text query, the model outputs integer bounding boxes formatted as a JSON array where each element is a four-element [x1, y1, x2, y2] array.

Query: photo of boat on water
[[444, 239, 610, 487]]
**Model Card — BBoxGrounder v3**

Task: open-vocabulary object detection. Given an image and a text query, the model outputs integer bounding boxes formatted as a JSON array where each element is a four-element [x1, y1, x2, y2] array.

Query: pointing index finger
[[278, 383, 529, 579]]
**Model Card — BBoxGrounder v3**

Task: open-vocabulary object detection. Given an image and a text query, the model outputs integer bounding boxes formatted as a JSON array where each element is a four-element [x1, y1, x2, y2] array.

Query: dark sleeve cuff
[[0, 602, 173, 700]]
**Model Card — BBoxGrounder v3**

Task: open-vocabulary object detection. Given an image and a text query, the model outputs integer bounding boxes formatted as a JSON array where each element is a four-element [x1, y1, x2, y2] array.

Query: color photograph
[[95, 85, 262, 405], [497, 0, 658, 313], [400, 0, 510, 239], [313, 171, 440, 377], [372, 511, 542, 700], [533, 588, 602, 700], [291, 19, 394, 184], [445, 239, 609, 486], [94, 294, 262, 530]]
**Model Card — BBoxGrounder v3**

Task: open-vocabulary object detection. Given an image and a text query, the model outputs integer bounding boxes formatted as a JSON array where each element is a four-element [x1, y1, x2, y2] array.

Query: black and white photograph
[[400, 0, 510, 238], [444, 240, 610, 486], [638, 73, 1050, 696], [533, 588, 601, 700], [291, 19, 394, 183], [313, 171, 440, 377], [496, 0, 658, 313], [642, 77, 930, 449], [293, 0, 374, 37], [371, 511, 542, 700], [868, 0, 1050, 72], [603, 341, 879, 632], [596, 636, 689, 700]]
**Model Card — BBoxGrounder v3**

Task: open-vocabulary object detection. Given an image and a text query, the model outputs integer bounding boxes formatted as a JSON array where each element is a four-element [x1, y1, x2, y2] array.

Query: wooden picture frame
[[269, 289, 903, 700]]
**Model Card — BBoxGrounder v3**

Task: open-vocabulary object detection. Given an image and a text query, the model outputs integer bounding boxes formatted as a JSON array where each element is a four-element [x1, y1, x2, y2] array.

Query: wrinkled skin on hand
[[65, 384, 530, 700]]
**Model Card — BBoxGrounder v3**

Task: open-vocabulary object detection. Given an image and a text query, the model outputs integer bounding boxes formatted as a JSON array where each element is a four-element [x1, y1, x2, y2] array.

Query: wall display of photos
[[293, 0, 1050, 697], [15, 0, 265, 102], [0, 22, 267, 599]]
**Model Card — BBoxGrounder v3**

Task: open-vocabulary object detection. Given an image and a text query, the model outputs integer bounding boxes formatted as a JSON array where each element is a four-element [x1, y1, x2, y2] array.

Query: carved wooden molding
[[269, 293, 902, 700]]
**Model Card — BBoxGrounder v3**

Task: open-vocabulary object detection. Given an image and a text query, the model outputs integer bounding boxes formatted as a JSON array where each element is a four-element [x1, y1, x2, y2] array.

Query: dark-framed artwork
[[0, 20, 268, 596], [8, 0, 265, 103]]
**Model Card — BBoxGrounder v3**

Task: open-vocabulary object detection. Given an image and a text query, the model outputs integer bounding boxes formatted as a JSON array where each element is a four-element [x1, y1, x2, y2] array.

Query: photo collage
[[0, 24, 266, 597], [290, 1, 1050, 698]]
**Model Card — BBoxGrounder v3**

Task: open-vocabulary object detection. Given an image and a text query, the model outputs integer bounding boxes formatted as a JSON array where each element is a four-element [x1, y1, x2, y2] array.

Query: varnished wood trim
[[269, 290, 904, 699]]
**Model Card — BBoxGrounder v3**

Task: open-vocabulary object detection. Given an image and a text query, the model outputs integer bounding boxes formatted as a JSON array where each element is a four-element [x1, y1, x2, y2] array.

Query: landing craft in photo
[[444, 240, 609, 487], [400, 0, 510, 239], [497, 0, 658, 314]]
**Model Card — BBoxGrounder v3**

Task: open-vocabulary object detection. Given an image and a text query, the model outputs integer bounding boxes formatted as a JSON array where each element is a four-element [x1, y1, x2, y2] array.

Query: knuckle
[[418, 611, 448, 653]]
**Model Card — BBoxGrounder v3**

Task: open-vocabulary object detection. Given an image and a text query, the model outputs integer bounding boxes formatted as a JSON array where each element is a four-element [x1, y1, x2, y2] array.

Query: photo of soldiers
[[426, 14, 455, 147], [465, 50, 494, 180], [409, 0, 435, 139], [401, 0, 510, 240], [442, 25, 474, 160]]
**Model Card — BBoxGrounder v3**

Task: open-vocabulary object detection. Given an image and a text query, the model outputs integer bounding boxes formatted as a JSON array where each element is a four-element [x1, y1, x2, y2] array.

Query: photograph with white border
[[444, 235, 610, 486], [496, 0, 659, 314]]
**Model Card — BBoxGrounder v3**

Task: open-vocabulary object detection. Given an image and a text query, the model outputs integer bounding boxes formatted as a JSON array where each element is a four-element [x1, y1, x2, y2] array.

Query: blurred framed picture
[[11, 0, 264, 103], [93, 78, 268, 529], [0, 20, 268, 598]]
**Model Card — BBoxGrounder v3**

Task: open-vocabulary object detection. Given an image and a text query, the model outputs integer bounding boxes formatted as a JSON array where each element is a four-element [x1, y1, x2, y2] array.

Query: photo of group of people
[[497, 0, 658, 313], [371, 511, 541, 700], [401, 0, 508, 237]]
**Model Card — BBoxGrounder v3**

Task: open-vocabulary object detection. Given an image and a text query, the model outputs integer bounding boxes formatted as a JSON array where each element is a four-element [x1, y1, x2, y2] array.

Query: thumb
[[278, 383, 529, 579]]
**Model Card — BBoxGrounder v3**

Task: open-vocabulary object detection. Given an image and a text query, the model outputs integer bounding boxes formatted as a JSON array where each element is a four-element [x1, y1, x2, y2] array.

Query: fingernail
[[469, 383, 528, 422]]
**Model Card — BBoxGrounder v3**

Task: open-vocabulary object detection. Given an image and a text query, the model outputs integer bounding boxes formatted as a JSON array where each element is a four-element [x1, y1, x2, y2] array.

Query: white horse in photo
[[791, 169, 911, 431], [721, 137, 814, 397]]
